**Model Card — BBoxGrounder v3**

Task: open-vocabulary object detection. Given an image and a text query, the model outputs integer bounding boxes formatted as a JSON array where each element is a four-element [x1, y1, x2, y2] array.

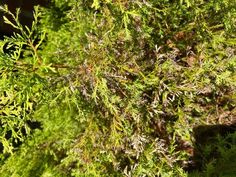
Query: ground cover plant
[[0, 0, 235, 176]]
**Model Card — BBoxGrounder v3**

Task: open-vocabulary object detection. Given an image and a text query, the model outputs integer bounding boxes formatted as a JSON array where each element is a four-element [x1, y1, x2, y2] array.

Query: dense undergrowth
[[0, 0, 235, 176]]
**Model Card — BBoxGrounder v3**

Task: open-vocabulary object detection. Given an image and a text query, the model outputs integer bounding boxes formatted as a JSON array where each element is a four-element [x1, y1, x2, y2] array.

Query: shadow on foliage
[[0, 0, 48, 38], [0, 120, 42, 154], [187, 122, 236, 176]]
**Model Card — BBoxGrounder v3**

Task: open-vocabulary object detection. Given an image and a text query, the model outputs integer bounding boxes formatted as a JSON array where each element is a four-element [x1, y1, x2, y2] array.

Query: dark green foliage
[[0, 0, 235, 176]]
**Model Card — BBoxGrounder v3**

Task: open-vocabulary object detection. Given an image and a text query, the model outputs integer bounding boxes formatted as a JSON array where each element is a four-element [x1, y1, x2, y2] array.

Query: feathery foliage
[[0, 0, 235, 176]]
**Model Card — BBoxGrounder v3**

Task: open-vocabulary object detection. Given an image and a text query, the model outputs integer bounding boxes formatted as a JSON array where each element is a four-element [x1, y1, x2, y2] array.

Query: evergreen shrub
[[0, 0, 235, 176]]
